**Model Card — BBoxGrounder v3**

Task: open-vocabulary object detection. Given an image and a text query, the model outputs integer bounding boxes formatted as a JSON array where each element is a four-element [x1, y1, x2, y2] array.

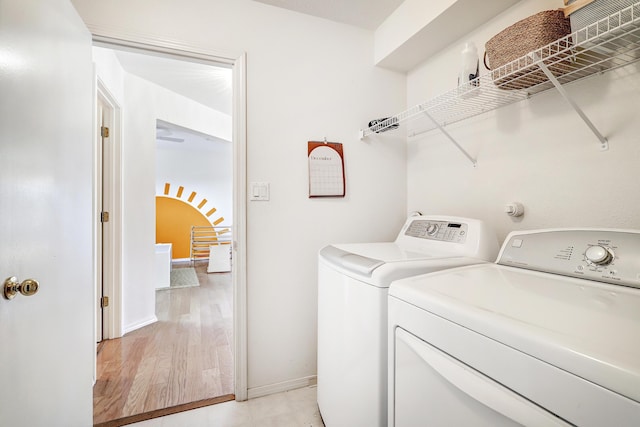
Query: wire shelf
[[361, 2, 640, 139]]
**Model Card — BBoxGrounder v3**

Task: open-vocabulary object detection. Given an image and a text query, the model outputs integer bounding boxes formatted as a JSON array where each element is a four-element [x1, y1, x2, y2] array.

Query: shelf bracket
[[533, 53, 608, 151], [421, 108, 477, 167]]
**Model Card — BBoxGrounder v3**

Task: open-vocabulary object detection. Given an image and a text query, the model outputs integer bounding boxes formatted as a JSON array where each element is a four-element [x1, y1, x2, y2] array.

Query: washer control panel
[[498, 229, 640, 288], [404, 220, 468, 243]]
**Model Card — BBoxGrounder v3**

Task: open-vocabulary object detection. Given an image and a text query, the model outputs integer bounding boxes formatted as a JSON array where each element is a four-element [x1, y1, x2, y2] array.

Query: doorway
[[90, 38, 247, 425]]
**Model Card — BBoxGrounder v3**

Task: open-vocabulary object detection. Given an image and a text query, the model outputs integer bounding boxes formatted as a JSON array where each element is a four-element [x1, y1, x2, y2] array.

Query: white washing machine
[[388, 228, 640, 427], [317, 215, 499, 427]]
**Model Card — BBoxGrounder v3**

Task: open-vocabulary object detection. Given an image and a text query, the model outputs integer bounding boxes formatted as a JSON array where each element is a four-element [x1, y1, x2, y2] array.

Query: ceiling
[[156, 120, 229, 151], [113, 49, 232, 116], [94, 46, 232, 149], [251, 0, 405, 30]]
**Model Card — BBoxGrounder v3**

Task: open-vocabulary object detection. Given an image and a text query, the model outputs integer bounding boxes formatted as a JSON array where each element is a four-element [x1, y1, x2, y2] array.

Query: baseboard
[[247, 375, 317, 400], [122, 315, 158, 335]]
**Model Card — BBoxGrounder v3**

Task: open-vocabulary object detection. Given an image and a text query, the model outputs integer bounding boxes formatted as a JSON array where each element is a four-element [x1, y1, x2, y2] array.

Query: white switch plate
[[250, 182, 270, 201]]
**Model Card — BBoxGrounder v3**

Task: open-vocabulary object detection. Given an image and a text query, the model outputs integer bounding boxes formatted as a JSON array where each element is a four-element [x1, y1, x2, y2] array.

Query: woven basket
[[485, 10, 572, 90]]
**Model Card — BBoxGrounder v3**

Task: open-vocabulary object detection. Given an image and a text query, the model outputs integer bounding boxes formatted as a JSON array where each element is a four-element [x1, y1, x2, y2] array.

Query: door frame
[[95, 81, 123, 341], [89, 31, 249, 401]]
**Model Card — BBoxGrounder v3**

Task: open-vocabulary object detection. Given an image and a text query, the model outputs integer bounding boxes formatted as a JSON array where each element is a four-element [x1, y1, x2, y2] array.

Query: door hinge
[[101, 126, 110, 138], [100, 296, 109, 308], [101, 211, 110, 223]]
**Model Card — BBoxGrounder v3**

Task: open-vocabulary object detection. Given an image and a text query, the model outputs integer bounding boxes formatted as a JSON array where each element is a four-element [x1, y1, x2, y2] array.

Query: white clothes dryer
[[317, 215, 499, 427], [388, 228, 640, 427]]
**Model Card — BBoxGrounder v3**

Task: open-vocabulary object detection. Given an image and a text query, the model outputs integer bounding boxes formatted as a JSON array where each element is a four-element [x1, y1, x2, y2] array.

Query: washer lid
[[319, 243, 487, 288], [328, 242, 440, 262], [319, 245, 387, 276], [389, 263, 640, 403]]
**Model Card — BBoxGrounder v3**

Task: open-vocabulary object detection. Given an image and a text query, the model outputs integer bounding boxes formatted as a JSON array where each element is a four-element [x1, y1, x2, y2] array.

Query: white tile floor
[[129, 386, 324, 427]]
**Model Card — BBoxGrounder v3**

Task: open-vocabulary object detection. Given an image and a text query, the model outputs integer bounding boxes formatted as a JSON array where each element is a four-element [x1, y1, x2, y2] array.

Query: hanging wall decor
[[308, 140, 345, 198]]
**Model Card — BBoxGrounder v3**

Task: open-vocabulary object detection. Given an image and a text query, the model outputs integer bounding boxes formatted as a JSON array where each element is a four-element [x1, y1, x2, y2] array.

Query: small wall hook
[[505, 202, 525, 217]]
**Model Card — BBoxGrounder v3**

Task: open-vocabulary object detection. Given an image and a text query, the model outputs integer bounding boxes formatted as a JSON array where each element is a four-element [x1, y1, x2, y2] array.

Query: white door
[[95, 91, 115, 344], [0, 1, 95, 426]]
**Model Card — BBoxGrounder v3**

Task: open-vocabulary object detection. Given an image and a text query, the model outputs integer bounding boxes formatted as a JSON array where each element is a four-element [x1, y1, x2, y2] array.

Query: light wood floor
[[93, 263, 234, 426]]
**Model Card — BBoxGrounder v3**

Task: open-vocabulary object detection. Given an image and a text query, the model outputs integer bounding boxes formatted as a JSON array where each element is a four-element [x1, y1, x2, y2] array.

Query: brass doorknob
[[3, 277, 40, 300]]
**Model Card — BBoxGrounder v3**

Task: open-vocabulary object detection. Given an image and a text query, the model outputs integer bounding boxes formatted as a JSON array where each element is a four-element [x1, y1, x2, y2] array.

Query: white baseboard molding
[[123, 315, 158, 335], [247, 375, 317, 400]]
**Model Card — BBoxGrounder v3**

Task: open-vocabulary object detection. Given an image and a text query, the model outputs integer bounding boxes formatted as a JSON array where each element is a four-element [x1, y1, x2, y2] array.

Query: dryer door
[[393, 328, 572, 427]]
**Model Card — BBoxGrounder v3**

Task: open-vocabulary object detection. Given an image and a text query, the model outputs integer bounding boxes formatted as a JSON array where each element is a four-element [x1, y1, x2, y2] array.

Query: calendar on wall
[[308, 141, 345, 198]]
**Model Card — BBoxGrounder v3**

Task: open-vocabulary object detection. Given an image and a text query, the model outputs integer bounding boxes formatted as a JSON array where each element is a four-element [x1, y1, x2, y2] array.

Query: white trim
[[123, 315, 158, 335], [96, 80, 124, 340], [232, 51, 248, 402], [87, 24, 239, 67], [247, 376, 318, 400], [87, 29, 249, 401]]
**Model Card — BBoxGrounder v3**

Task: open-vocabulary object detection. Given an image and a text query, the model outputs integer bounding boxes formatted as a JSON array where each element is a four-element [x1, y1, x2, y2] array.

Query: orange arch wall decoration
[[156, 183, 225, 260]]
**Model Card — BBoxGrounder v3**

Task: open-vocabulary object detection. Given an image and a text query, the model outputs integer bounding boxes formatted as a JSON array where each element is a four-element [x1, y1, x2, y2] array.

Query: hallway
[[93, 263, 234, 426]]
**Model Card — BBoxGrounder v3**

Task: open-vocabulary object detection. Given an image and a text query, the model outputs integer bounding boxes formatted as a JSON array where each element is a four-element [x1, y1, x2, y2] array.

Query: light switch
[[250, 182, 270, 201]]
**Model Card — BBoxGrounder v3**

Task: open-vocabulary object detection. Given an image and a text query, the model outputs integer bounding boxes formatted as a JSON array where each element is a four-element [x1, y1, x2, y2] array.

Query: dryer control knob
[[585, 245, 614, 266], [426, 224, 439, 236]]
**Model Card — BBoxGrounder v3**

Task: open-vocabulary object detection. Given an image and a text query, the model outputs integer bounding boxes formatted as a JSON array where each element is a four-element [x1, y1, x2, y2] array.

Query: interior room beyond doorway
[[91, 44, 235, 425]]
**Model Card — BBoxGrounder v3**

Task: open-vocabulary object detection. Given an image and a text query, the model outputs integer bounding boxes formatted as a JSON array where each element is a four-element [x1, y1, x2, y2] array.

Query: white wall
[[156, 139, 233, 228], [155, 90, 232, 143], [406, 0, 640, 243], [118, 72, 159, 331], [72, 0, 407, 393], [93, 47, 125, 100]]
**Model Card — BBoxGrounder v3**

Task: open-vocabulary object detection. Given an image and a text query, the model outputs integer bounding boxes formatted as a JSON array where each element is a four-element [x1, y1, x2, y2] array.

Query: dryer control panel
[[404, 220, 468, 243], [394, 215, 499, 261], [498, 229, 640, 288]]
